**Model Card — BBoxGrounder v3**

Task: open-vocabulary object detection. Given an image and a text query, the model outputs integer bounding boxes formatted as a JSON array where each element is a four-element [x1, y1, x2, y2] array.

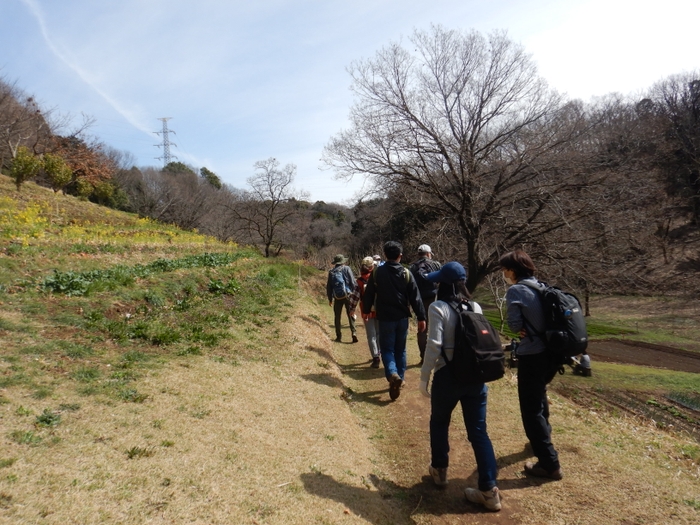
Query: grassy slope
[[0, 177, 698, 524]]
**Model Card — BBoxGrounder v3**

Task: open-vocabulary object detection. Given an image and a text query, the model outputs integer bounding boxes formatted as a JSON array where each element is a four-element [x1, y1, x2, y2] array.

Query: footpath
[[322, 295, 700, 525]]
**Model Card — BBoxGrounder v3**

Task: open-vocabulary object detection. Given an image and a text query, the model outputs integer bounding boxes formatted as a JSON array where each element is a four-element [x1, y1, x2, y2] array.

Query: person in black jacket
[[362, 241, 426, 400]]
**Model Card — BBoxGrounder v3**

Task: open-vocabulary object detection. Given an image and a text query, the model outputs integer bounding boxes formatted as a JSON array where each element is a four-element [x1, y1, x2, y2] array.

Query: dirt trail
[[331, 325, 531, 525], [328, 315, 700, 525]]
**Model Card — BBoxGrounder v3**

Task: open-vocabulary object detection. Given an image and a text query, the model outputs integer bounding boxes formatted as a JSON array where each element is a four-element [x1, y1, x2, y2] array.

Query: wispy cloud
[[20, 0, 154, 136]]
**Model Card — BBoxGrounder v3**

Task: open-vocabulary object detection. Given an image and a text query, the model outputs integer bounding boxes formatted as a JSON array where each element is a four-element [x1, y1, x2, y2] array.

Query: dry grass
[[1, 275, 698, 524], [0, 288, 403, 524]]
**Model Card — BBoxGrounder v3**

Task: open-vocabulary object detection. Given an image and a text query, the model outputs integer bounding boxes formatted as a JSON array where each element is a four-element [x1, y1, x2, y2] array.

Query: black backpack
[[409, 258, 441, 300], [520, 281, 588, 361], [441, 301, 505, 384]]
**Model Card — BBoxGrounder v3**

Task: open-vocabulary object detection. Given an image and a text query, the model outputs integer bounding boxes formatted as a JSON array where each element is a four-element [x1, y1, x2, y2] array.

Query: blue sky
[[2, 0, 698, 203]]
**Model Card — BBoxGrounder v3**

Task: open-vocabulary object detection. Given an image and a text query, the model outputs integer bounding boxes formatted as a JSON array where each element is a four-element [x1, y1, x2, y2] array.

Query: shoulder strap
[[518, 279, 546, 293], [514, 281, 545, 339]]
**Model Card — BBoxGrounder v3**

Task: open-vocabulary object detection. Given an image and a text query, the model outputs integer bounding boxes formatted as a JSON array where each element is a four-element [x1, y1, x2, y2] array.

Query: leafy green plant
[[70, 367, 100, 382], [59, 342, 94, 359], [9, 430, 42, 446], [177, 345, 202, 356], [35, 409, 61, 427], [118, 389, 148, 403], [125, 446, 155, 459], [0, 458, 17, 469], [144, 291, 165, 307]]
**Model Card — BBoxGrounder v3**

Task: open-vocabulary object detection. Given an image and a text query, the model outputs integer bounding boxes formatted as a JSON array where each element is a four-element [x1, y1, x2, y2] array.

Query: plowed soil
[[587, 339, 700, 373]]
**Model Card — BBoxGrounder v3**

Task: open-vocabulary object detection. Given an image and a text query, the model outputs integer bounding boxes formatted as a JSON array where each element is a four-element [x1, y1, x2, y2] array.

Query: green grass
[[556, 361, 700, 395]]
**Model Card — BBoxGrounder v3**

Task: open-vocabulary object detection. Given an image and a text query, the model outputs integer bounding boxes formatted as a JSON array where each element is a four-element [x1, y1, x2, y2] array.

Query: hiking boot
[[524, 461, 563, 480], [352, 334, 359, 343], [389, 373, 402, 400], [334, 336, 342, 342], [371, 357, 381, 368], [464, 487, 501, 512], [428, 465, 448, 487]]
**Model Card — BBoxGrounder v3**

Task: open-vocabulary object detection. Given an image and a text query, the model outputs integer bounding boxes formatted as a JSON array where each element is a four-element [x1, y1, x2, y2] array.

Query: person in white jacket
[[419, 261, 501, 512]]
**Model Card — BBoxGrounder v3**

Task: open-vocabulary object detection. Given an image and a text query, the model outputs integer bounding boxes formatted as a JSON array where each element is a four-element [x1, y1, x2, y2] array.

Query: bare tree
[[323, 26, 598, 290], [226, 158, 309, 257], [0, 78, 52, 169]]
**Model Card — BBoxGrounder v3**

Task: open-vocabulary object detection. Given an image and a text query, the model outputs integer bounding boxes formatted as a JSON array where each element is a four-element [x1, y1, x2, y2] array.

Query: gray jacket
[[505, 277, 547, 356]]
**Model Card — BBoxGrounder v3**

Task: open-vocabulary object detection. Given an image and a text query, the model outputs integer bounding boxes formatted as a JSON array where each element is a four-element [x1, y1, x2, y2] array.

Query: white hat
[[418, 244, 432, 254]]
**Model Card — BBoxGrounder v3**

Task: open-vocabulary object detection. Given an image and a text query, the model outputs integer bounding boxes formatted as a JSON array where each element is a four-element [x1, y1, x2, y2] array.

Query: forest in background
[[1, 28, 698, 298]]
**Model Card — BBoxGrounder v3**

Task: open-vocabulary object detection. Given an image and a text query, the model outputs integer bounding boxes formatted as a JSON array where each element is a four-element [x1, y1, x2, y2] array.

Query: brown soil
[[587, 339, 700, 373]]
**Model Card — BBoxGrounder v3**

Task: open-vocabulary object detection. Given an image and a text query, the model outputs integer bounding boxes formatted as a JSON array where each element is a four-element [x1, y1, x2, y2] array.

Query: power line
[[154, 117, 178, 166]]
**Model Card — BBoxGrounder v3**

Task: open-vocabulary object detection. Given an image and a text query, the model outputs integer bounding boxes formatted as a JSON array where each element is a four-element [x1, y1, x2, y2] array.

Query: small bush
[[0, 458, 17, 469], [9, 430, 42, 446], [35, 409, 61, 427], [70, 367, 100, 383], [125, 446, 155, 459], [118, 389, 148, 403]]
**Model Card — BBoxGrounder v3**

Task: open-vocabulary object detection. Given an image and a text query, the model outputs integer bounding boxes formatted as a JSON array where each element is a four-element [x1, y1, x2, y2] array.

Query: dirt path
[[331, 323, 528, 525], [332, 316, 700, 525]]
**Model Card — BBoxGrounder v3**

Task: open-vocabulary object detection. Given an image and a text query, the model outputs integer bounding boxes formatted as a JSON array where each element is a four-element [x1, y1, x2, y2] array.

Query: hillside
[[0, 178, 698, 524]]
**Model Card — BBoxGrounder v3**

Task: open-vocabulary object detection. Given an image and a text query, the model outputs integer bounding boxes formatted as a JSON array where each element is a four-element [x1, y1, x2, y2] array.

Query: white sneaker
[[428, 465, 448, 487], [464, 486, 501, 512]]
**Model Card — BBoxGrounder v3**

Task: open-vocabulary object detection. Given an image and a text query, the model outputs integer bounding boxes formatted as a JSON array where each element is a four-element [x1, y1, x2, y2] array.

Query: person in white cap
[[409, 244, 442, 364]]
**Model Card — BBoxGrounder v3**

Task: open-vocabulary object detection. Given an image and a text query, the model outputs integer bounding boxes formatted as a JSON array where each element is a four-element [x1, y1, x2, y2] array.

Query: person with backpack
[[349, 256, 381, 368], [326, 254, 358, 343], [418, 261, 501, 512], [362, 241, 426, 400], [499, 249, 563, 481], [409, 244, 442, 365]]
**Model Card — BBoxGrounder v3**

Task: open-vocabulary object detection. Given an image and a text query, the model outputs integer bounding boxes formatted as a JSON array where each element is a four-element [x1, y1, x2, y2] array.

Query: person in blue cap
[[419, 261, 501, 512]]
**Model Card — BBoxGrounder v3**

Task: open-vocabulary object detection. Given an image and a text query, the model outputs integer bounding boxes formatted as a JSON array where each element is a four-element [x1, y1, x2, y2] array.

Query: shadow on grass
[[300, 444, 558, 523], [301, 373, 344, 389], [301, 468, 543, 523]]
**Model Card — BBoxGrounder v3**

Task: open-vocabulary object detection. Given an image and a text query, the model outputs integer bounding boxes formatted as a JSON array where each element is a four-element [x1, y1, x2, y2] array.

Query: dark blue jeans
[[430, 367, 498, 491], [378, 318, 409, 381], [517, 352, 560, 471]]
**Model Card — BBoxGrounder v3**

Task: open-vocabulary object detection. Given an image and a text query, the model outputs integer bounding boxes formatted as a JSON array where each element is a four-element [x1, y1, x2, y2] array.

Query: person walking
[[499, 249, 563, 480], [362, 241, 426, 400], [327, 254, 358, 343], [349, 256, 381, 368], [409, 244, 442, 365], [419, 261, 501, 512]]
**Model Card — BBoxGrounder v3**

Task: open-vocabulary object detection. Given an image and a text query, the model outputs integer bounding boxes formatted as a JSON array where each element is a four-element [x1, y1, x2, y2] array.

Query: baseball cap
[[426, 261, 467, 283]]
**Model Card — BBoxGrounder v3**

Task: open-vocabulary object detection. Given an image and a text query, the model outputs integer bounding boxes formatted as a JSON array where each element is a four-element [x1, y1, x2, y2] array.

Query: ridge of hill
[[0, 178, 698, 524]]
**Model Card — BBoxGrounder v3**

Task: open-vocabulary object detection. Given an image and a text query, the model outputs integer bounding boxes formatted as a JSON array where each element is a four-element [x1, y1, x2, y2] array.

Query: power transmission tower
[[154, 117, 178, 166]]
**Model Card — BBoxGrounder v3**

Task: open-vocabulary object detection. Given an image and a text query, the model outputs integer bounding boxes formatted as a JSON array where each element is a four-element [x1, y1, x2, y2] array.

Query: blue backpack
[[330, 266, 349, 300]]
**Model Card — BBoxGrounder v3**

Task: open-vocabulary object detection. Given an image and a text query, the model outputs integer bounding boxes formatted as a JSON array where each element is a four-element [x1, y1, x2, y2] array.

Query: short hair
[[383, 241, 403, 260], [499, 249, 537, 279]]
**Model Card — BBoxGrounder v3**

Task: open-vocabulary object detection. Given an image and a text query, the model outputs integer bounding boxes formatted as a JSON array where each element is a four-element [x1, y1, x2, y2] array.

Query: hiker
[[362, 241, 426, 400], [409, 244, 442, 365], [326, 254, 358, 343], [499, 249, 563, 480], [419, 261, 501, 512], [350, 256, 381, 368]]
